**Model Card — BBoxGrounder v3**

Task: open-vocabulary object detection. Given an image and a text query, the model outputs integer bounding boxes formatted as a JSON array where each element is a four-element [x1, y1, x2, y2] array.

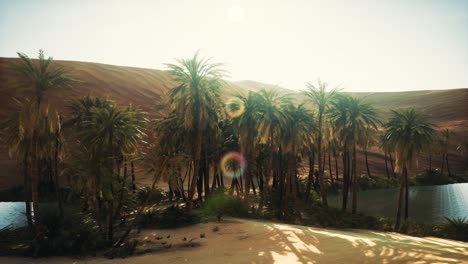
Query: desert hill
[[0, 57, 466, 190]]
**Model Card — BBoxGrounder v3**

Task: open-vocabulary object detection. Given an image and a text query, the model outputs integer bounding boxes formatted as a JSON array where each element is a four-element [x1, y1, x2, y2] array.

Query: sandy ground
[[1, 218, 467, 264]]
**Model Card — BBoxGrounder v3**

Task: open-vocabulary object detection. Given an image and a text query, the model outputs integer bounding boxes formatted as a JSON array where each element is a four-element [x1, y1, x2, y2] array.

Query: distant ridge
[[0, 57, 466, 189]]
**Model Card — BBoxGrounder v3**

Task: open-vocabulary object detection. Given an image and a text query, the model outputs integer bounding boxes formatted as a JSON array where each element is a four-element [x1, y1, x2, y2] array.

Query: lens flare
[[220, 151, 246, 178], [225, 97, 245, 118]]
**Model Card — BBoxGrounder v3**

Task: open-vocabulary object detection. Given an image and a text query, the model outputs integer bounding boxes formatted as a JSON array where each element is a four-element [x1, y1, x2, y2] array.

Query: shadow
[[242, 220, 467, 263]]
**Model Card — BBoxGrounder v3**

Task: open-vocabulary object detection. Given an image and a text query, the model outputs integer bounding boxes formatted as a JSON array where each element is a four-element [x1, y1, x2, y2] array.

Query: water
[[328, 183, 468, 224], [0, 202, 30, 229], [1, 184, 467, 227]]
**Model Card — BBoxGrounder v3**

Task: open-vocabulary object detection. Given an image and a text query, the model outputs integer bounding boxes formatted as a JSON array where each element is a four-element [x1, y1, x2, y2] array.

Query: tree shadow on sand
[[246, 222, 467, 263]]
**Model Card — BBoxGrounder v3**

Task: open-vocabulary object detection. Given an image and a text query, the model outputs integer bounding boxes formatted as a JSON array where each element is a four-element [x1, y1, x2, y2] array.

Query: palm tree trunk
[[188, 123, 203, 210], [53, 129, 63, 217], [31, 133, 43, 239], [394, 165, 407, 231], [211, 162, 217, 190], [317, 117, 328, 206], [113, 159, 168, 248], [446, 154, 451, 176], [441, 153, 445, 174], [305, 149, 315, 202], [131, 161, 136, 193], [333, 146, 339, 181], [365, 144, 371, 177], [328, 147, 334, 184], [197, 166, 203, 203], [384, 152, 390, 178], [389, 152, 396, 178], [23, 147, 33, 228], [342, 150, 348, 211], [203, 153, 210, 197], [266, 129, 275, 194], [404, 166, 409, 220], [351, 143, 358, 214], [428, 152, 432, 171], [114, 157, 128, 219]]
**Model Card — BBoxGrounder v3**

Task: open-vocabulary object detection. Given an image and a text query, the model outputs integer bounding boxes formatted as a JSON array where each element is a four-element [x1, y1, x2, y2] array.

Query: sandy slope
[[2, 218, 467, 264]]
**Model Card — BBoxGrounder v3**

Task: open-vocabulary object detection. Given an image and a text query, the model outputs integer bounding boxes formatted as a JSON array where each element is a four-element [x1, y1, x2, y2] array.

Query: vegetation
[[0, 50, 466, 257]]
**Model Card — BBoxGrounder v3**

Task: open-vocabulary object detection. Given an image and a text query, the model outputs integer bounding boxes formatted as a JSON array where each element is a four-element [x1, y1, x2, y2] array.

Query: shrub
[[440, 217, 468, 242], [32, 207, 105, 256], [136, 187, 167, 204], [358, 175, 398, 190], [413, 170, 454, 186], [138, 204, 200, 229], [202, 191, 249, 221]]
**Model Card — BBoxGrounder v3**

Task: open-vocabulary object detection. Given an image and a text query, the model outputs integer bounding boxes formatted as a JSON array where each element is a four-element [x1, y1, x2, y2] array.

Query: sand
[[1, 218, 467, 264]]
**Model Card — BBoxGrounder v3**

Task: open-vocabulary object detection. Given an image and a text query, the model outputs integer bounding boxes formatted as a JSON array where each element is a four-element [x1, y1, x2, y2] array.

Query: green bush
[[413, 170, 454, 186], [358, 175, 398, 190], [202, 191, 249, 221], [439, 217, 468, 242], [136, 187, 167, 204], [138, 204, 200, 229], [33, 207, 105, 256]]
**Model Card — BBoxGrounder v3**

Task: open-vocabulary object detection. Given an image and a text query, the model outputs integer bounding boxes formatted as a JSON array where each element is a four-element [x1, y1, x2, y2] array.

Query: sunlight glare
[[227, 5, 245, 23]]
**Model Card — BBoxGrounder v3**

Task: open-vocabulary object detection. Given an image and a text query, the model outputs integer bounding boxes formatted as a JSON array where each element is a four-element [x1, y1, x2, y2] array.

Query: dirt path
[[2, 218, 467, 263]]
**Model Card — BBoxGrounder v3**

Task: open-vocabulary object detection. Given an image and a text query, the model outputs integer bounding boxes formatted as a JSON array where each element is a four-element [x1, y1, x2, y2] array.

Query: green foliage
[[441, 217, 468, 241], [413, 170, 454, 186], [32, 207, 105, 256], [357, 175, 399, 190], [303, 204, 382, 229], [138, 205, 199, 229], [202, 191, 249, 221], [0, 207, 104, 257], [136, 187, 167, 204]]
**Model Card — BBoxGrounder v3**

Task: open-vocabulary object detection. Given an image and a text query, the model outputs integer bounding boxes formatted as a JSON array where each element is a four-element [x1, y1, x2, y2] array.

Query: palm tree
[[329, 95, 378, 214], [256, 89, 291, 196], [2, 100, 62, 236], [383, 108, 434, 230], [281, 103, 315, 222], [164, 52, 225, 209], [2, 99, 37, 227], [303, 80, 340, 206], [10, 50, 75, 238], [69, 97, 145, 241], [12, 50, 75, 105], [439, 129, 454, 176], [231, 92, 262, 197]]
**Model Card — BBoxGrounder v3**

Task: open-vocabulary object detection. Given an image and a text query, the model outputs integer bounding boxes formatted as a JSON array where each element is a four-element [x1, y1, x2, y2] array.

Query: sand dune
[[0, 57, 467, 190], [1, 218, 467, 263]]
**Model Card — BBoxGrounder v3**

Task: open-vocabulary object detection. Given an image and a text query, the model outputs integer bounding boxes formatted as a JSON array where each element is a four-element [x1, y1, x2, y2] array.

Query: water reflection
[[0, 202, 30, 228], [328, 183, 468, 224]]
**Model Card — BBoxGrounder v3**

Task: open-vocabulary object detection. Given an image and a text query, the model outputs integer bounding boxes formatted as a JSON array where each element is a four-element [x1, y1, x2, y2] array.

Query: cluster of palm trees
[[3, 49, 458, 243], [2, 51, 147, 241]]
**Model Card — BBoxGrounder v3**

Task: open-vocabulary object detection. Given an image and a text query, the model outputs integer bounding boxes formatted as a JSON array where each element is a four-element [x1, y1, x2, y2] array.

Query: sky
[[1, 0, 467, 92]]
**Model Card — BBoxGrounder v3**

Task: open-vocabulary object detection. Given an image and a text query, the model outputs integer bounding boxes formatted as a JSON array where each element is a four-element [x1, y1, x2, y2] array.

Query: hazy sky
[[1, 0, 467, 92]]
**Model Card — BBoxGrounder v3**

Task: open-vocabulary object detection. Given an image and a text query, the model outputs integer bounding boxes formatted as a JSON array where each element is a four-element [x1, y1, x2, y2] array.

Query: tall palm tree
[[10, 50, 75, 238], [303, 80, 340, 206], [2, 99, 37, 227], [231, 92, 262, 196], [329, 95, 378, 214], [281, 103, 315, 222], [12, 50, 75, 105], [69, 97, 145, 241], [256, 89, 291, 196], [383, 108, 434, 230], [439, 129, 454, 176], [2, 100, 62, 236], [163, 51, 225, 208]]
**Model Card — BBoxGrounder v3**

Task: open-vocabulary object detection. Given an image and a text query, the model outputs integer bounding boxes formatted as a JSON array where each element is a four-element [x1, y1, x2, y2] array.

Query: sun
[[227, 5, 245, 23]]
